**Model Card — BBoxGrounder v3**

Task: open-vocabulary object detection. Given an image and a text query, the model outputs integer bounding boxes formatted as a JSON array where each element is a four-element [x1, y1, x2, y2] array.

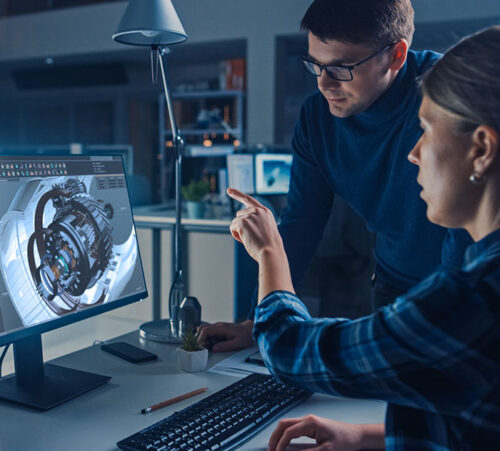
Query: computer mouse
[[203, 335, 227, 351]]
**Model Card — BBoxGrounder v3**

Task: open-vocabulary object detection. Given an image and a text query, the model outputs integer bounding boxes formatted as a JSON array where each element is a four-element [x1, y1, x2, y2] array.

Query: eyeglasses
[[301, 43, 395, 82]]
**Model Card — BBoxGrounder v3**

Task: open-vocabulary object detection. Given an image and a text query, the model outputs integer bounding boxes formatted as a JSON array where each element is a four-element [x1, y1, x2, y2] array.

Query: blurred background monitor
[[254, 153, 292, 195], [226, 153, 255, 194]]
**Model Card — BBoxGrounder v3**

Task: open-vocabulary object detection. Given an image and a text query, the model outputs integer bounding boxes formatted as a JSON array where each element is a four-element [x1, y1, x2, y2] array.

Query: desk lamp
[[113, 0, 187, 342]]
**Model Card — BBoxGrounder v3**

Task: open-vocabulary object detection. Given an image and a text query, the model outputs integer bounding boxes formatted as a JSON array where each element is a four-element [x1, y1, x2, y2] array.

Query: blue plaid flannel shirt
[[254, 229, 500, 450]]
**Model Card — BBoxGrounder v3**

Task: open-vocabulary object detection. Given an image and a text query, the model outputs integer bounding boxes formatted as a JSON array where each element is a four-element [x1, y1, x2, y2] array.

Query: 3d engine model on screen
[[0, 175, 139, 327], [27, 179, 113, 314]]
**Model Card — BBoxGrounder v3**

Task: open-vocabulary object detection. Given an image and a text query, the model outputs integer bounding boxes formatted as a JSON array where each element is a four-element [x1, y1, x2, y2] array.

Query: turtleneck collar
[[347, 55, 414, 128]]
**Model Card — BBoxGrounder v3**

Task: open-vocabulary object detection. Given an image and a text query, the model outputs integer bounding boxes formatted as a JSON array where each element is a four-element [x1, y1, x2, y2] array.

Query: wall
[[0, 0, 499, 144], [0, 0, 310, 144], [412, 0, 500, 22]]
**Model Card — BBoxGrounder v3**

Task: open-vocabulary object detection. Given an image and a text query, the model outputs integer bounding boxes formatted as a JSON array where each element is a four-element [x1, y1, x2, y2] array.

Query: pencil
[[141, 387, 208, 414]]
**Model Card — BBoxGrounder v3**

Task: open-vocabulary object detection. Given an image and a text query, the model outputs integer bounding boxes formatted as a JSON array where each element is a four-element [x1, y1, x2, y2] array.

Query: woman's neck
[[465, 184, 500, 241]]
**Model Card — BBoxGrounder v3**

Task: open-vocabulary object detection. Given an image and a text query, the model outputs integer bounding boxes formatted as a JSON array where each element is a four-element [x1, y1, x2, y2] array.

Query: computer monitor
[[226, 154, 255, 194], [255, 153, 293, 195], [0, 155, 148, 410], [226, 153, 293, 196]]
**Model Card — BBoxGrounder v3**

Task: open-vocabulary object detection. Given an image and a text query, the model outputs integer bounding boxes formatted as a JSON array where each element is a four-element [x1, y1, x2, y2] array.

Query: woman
[[228, 26, 500, 450]]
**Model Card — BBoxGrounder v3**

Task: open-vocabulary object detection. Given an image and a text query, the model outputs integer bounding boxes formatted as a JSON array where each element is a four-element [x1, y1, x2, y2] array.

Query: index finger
[[227, 188, 262, 209], [197, 323, 226, 338], [268, 418, 302, 450]]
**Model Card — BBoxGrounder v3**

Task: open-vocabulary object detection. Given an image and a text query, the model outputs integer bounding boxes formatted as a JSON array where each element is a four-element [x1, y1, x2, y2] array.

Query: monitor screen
[[0, 156, 147, 345], [226, 154, 255, 194], [255, 153, 293, 195]]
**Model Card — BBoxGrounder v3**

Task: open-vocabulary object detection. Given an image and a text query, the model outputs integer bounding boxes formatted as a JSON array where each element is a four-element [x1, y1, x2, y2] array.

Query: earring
[[469, 172, 486, 185]]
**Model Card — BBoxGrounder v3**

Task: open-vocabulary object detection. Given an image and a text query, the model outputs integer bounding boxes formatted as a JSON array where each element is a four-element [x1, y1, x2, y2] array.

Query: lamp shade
[[113, 0, 188, 46]]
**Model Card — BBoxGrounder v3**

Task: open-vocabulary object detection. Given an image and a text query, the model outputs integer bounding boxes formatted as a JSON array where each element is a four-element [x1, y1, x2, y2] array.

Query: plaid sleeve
[[253, 270, 499, 416]]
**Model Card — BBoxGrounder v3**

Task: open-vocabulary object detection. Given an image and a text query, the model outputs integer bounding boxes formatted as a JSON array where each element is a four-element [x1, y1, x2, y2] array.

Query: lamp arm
[[158, 47, 179, 141], [157, 47, 183, 272], [158, 47, 185, 329]]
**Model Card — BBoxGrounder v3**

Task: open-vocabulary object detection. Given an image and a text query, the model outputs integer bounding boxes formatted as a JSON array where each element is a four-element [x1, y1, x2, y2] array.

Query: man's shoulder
[[407, 49, 442, 77]]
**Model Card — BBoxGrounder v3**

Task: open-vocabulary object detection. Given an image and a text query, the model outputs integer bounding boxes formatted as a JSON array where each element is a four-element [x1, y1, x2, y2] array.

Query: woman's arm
[[228, 188, 496, 415], [227, 188, 294, 300]]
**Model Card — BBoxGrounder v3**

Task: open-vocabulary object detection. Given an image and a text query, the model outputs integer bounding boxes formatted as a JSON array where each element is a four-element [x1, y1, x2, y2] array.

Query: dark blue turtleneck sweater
[[278, 50, 471, 295]]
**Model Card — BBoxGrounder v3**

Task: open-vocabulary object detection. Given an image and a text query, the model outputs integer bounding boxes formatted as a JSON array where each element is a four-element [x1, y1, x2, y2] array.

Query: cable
[[0, 344, 11, 378]]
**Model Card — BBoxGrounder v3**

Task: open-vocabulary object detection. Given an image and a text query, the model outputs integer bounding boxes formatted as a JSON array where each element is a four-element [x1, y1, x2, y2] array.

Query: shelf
[[158, 88, 245, 201], [161, 89, 245, 141], [171, 90, 245, 100], [164, 129, 240, 137], [163, 145, 234, 157], [184, 145, 234, 157]]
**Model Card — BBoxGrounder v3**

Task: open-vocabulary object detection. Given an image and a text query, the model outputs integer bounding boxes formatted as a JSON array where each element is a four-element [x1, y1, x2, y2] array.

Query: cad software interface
[[0, 156, 146, 336]]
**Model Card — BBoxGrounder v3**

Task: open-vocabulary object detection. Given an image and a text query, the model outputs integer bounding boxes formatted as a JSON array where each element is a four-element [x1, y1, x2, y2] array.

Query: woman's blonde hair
[[422, 25, 500, 134]]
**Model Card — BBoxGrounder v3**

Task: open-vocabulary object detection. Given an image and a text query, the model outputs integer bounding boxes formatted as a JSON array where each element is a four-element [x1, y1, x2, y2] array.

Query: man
[[198, 0, 470, 352]]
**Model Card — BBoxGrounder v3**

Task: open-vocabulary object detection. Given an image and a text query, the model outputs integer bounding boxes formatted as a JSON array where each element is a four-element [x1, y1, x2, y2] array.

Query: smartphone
[[101, 342, 157, 363], [245, 351, 266, 367]]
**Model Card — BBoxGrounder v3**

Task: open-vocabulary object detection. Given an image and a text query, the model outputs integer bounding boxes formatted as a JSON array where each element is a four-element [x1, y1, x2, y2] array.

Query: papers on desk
[[208, 346, 270, 378]]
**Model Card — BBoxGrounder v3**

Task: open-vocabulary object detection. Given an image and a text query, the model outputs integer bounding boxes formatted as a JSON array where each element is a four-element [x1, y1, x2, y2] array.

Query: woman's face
[[408, 95, 476, 229]]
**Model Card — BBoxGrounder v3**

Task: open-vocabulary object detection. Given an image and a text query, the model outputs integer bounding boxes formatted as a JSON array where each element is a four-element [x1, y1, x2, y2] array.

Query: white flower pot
[[177, 347, 208, 372]]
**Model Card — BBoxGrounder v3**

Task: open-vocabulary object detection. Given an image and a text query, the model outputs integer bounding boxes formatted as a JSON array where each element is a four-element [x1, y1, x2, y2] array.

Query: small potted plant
[[177, 329, 208, 372], [182, 179, 210, 219]]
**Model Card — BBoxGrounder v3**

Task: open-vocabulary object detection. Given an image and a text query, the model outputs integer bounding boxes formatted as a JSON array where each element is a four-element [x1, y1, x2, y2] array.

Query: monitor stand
[[0, 334, 110, 410]]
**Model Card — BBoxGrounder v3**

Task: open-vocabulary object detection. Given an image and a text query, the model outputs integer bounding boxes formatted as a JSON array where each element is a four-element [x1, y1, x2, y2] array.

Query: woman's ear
[[470, 125, 499, 175], [389, 40, 408, 72]]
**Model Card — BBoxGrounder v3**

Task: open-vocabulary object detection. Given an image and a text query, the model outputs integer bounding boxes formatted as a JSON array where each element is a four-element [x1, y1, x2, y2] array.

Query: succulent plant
[[180, 329, 203, 352], [181, 179, 210, 202]]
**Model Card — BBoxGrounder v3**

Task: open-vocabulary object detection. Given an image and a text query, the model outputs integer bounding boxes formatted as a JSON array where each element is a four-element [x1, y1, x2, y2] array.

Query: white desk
[[0, 331, 386, 450]]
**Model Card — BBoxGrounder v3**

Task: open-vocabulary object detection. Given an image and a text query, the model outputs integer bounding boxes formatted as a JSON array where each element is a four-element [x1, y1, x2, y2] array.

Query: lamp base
[[139, 319, 182, 344]]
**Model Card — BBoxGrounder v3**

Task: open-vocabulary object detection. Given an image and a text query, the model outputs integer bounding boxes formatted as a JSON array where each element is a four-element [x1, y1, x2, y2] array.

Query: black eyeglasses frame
[[300, 43, 396, 82]]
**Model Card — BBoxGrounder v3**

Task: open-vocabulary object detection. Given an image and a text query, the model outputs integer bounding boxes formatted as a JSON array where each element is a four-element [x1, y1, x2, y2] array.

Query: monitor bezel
[[0, 291, 146, 347]]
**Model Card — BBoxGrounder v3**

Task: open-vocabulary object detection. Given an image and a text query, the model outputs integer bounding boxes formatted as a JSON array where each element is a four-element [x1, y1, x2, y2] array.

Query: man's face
[[307, 32, 396, 118]]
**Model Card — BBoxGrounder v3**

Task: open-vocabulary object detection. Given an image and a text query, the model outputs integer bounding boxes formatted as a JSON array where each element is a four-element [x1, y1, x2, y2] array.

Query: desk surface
[[0, 331, 386, 451], [133, 205, 232, 229]]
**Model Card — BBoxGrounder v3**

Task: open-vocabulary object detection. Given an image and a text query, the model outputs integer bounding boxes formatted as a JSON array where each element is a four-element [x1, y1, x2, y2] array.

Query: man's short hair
[[301, 0, 415, 48]]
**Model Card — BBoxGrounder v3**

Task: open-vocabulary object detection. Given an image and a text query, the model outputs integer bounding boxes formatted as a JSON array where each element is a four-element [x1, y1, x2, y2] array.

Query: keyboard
[[117, 373, 311, 451]]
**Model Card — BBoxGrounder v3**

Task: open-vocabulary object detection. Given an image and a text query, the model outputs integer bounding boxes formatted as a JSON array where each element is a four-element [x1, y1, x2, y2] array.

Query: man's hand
[[268, 415, 385, 451], [197, 320, 255, 352]]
